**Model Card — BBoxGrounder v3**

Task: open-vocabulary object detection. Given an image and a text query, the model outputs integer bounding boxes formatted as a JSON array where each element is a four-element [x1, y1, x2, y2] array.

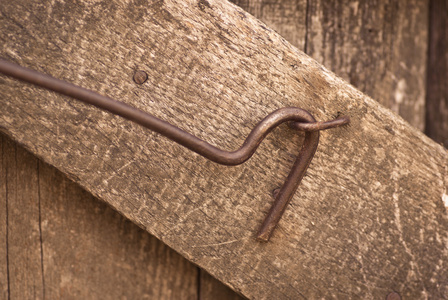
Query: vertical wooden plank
[[426, 0, 448, 147], [199, 269, 246, 300], [3, 136, 44, 299], [0, 131, 199, 299], [0, 0, 445, 297], [231, 0, 428, 131], [306, 0, 428, 130], [230, 0, 307, 50], [36, 140, 199, 299], [0, 136, 9, 299]]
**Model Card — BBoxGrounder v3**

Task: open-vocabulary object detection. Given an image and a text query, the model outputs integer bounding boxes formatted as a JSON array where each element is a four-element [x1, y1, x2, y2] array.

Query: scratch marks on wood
[[0, 0, 447, 298], [193, 239, 242, 248], [392, 191, 428, 297], [0, 132, 200, 299]]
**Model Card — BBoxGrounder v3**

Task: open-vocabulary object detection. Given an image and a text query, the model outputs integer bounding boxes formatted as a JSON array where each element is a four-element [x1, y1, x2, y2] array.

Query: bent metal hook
[[0, 59, 349, 242]]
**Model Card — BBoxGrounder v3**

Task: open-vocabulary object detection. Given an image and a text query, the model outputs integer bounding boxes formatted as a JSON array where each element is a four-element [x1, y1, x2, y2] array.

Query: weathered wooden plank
[[230, 0, 307, 50], [232, 0, 428, 131], [204, 2, 306, 297], [1, 136, 44, 299], [200, 269, 247, 300], [426, 0, 448, 147], [306, 0, 428, 131], [0, 136, 9, 299], [0, 0, 447, 299], [1, 133, 237, 299], [38, 151, 199, 299], [0, 132, 199, 299]]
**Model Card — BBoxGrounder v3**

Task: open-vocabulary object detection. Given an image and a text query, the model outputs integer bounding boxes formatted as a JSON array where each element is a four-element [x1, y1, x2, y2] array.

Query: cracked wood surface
[[0, 0, 447, 298], [0, 132, 44, 299]]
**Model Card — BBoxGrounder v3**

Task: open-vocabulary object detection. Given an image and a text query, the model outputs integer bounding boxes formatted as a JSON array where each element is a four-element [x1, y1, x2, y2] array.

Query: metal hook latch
[[0, 59, 349, 242]]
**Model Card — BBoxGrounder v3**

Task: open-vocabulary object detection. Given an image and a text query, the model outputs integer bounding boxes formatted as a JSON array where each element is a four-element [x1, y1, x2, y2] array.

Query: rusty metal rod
[[0, 58, 349, 241]]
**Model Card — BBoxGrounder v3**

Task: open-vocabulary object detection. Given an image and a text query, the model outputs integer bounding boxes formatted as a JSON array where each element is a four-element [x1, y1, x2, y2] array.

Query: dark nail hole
[[133, 70, 148, 85]]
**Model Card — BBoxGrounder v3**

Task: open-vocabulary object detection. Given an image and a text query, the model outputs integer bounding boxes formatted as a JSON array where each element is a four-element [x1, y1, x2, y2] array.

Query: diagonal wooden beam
[[0, 0, 447, 298]]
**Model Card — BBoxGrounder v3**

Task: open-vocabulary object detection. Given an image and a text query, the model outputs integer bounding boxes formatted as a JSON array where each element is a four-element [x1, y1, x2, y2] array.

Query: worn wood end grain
[[0, 0, 447, 298]]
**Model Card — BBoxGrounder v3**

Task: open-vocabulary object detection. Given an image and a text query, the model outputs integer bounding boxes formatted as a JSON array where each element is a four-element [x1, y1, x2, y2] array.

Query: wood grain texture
[[0, 0, 447, 298], [200, 269, 246, 300], [1, 136, 45, 299], [230, 0, 307, 51], [0, 135, 9, 299], [426, 0, 448, 147], [232, 0, 428, 131], [0, 133, 199, 299], [306, 0, 428, 131]]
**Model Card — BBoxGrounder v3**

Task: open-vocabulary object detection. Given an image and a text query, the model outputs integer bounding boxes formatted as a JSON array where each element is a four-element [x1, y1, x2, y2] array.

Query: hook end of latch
[[256, 115, 350, 242], [288, 115, 350, 132]]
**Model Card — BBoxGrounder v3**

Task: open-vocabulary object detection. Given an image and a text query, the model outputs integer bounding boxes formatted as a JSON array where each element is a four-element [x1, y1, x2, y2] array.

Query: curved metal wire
[[0, 58, 349, 241]]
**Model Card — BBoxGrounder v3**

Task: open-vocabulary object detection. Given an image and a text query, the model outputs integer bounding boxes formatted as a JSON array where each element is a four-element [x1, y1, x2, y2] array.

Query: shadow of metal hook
[[0, 59, 350, 242]]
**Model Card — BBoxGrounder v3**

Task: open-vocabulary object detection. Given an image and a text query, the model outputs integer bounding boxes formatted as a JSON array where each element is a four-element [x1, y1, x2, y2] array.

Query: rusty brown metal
[[0, 58, 349, 241]]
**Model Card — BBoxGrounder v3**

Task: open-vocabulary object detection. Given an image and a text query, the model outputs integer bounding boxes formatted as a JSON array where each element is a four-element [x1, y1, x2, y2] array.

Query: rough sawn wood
[[232, 0, 428, 131], [426, 0, 448, 147], [0, 132, 200, 300], [0, 0, 447, 299]]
